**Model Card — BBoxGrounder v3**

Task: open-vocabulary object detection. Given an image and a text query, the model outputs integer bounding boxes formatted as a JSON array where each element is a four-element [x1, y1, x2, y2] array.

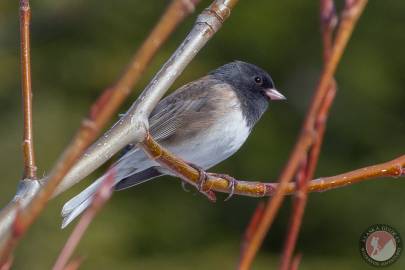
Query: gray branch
[[0, 0, 236, 239]]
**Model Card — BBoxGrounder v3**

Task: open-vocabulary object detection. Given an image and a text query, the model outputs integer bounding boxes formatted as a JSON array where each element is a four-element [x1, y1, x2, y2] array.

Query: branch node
[[81, 118, 97, 132], [19, 0, 30, 11], [264, 183, 277, 196], [196, 1, 231, 33], [321, 0, 337, 29], [180, 0, 197, 13], [393, 165, 403, 178]]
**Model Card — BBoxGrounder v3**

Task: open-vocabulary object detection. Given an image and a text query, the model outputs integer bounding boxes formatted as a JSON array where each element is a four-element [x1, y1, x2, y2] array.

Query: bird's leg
[[184, 162, 216, 202], [207, 173, 236, 201], [186, 163, 209, 191]]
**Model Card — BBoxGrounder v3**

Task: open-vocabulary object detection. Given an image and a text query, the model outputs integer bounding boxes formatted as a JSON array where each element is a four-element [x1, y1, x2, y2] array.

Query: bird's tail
[[60, 167, 162, 229], [61, 176, 104, 229]]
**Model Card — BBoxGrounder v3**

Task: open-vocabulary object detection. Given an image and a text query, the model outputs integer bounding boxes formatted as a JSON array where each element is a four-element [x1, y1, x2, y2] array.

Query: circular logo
[[360, 224, 402, 267]]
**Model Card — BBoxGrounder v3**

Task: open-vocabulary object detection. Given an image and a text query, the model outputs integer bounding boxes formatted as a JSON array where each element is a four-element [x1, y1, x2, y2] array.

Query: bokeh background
[[0, 0, 404, 269]]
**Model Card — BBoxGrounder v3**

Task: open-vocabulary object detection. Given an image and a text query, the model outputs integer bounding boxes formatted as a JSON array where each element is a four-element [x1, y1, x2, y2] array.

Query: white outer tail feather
[[61, 176, 105, 229]]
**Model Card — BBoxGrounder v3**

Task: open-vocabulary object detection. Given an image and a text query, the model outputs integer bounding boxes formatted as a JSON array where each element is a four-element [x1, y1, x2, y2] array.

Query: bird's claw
[[184, 162, 217, 202], [186, 163, 236, 201], [187, 163, 209, 191], [209, 173, 236, 201]]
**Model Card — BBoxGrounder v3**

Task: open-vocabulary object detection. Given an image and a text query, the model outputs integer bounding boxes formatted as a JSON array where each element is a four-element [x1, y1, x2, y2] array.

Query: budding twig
[[19, 0, 36, 180]]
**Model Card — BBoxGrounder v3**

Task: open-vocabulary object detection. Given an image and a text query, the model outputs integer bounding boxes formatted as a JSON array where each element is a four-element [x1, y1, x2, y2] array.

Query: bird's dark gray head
[[210, 61, 285, 127]]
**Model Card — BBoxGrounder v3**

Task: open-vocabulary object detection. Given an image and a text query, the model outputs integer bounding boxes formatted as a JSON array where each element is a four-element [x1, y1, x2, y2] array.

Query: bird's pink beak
[[264, 88, 286, 100]]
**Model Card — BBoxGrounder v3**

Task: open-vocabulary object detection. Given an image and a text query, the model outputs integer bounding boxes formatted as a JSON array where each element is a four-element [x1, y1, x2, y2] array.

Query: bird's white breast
[[165, 107, 251, 170]]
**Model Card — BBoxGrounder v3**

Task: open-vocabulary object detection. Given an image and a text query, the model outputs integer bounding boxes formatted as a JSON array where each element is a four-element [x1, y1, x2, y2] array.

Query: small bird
[[61, 61, 285, 228]]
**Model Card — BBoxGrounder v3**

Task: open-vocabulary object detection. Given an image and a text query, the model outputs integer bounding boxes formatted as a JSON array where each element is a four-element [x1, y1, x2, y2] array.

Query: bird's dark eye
[[254, 76, 262, 84]]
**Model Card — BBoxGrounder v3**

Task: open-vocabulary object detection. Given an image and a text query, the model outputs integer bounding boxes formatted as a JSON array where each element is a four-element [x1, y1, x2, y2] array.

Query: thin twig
[[238, 1, 368, 269], [279, 84, 336, 270], [279, 1, 338, 268], [279, 158, 308, 270], [20, 0, 37, 180], [0, 1, 36, 266], [320, 0, 337, 62], [52, 170, 115, 270], [141, 134, 404, 196], [302, 155, 404, 193]]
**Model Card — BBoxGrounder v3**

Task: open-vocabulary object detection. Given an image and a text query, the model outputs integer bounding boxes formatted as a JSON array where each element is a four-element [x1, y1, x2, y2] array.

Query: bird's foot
[[186, 163, 209, 191], [186, 163, 216, 202], [208, 173, 236, 201]]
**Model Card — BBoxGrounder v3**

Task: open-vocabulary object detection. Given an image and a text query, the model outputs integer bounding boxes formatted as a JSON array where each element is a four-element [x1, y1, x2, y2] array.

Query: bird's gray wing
[[149, 76, 228, 142]]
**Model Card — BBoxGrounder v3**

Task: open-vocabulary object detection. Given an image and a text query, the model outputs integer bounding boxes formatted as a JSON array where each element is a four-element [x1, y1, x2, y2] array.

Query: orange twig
[[279, 1, 338, 268], [19, 0, 36, 180], [303, 154, 404, 192], [52, 170, 116, 270], [238, 1, 368, 269], [141, 135, 404, 197]]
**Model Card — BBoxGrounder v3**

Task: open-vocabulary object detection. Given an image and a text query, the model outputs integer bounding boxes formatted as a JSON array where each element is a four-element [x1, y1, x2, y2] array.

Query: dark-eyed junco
[[61, 61, 285, 228]]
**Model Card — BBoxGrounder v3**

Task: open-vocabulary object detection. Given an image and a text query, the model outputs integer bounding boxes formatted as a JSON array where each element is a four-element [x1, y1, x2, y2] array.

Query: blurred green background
[[0, 0, 404, 269]]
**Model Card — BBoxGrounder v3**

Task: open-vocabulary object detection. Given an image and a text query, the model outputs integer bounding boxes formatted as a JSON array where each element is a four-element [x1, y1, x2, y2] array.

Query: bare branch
[[19, 0, 37, 180], [279, 1, 338, 268], [238, 1, 368, 269], [280, 83, 336, 270]]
